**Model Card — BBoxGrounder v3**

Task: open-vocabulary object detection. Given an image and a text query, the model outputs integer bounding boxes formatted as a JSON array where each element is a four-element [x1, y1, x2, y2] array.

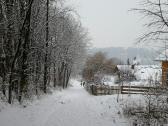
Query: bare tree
[[133, 0, 168, 45]]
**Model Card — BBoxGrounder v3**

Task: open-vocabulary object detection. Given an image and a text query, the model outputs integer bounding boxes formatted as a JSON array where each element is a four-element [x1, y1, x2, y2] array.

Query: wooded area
[[0, 0, 89, 104]]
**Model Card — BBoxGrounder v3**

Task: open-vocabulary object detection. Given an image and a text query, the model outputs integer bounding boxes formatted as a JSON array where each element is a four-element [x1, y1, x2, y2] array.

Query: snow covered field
[[0, 79, 132, 126], [104, 65, 162, 87], [134, 65, 161, 81]]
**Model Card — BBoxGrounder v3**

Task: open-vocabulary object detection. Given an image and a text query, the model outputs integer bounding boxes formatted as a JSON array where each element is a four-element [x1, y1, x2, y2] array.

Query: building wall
[[162, 61, 168, 86]]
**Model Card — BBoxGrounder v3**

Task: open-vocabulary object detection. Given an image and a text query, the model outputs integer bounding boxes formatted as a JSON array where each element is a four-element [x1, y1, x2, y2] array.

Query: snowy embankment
[[0, 79, 132, 126]]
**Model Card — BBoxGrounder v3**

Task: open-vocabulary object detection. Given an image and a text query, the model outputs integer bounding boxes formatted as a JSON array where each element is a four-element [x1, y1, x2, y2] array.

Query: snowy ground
[[104, 65, 162, 87], [0, 79, 132, 126], [134, 65, 161, 81]]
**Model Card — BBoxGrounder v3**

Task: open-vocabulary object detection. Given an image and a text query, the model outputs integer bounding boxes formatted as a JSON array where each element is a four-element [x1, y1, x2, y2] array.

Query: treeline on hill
[[0, 0, 88, 104], [82, 52, 121, 82]]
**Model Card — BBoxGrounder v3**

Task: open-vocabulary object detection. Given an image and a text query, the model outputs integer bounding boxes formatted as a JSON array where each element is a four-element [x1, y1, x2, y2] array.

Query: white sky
[[67, 0, 144, 48]]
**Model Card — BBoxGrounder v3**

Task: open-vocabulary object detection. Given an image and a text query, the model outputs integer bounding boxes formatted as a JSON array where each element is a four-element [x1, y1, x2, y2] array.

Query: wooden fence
[[121, 85, 160, 95], [86, 84, 163, 95], [86, 84, 120, 95]]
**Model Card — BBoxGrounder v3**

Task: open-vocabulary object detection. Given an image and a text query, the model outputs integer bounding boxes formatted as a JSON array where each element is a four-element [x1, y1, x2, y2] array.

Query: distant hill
[[88, 47, 158, 65]]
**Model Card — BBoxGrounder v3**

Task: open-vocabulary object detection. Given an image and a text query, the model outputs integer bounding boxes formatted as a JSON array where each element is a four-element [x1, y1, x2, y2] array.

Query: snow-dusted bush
[[82, 52, 116, 83]]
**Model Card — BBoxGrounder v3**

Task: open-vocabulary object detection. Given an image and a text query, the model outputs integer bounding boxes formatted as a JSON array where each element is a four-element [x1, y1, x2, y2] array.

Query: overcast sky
[[67, 0, 144, 48]]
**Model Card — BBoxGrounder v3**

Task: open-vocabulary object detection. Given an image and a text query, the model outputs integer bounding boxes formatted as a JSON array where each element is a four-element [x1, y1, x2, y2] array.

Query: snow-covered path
[[0, 80, 129, 126]]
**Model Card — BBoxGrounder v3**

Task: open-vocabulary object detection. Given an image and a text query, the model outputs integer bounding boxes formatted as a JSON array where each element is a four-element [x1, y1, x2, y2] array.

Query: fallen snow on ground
[[103, 75, 117, 86], [130, 65, 161, 86], [0, 79, 131, 126], [134, 65, 161, 81], [104, 65, 162, 87]]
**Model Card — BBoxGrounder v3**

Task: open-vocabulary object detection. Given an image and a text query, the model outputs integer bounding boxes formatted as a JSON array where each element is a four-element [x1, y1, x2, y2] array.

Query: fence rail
[[121, 85, 161, 94], [86, 84, 163, 95], [86, 84, 120, 95]]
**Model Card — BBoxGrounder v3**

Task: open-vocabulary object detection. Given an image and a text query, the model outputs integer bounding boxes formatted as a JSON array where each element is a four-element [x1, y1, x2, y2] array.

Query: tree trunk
[[6, 0, 14, 104], [53, 63, 56, 87], [43, 0, 49, 93], [63, 66, 66, 89], [65, 69, 71, 88], [19, 0, 34, 103]]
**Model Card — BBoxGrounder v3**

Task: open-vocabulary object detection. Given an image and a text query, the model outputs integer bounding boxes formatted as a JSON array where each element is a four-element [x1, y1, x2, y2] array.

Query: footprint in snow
[[117, 111, 121, 115], [113, 119, 116, 123], [60, 101, 66, 104]]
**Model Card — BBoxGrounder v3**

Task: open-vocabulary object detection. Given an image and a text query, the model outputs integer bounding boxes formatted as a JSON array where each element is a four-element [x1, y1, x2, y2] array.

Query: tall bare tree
[[134, 0, 168, 44]]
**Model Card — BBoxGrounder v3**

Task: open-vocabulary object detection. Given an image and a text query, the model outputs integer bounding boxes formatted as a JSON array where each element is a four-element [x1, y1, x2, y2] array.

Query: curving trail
[[0, 79, 129, 126]]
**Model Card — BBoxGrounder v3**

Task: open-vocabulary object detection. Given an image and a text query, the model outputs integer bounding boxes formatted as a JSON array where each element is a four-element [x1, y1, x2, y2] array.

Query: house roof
[[155, 49, 168, 61], [117, 65, 132, 72]]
